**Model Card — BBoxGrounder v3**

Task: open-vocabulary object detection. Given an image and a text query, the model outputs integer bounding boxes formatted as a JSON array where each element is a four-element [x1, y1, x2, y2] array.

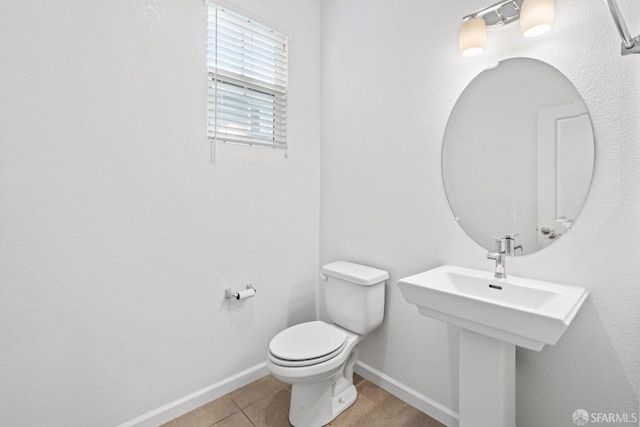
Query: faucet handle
[[513, 244, 524, 255], [490, 235, 522, 254], [490, 234, 518, 241], [489, 236, 505, 252]]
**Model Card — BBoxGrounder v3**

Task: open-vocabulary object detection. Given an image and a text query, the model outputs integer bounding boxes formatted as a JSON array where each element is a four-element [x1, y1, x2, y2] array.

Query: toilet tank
[[321, 261, 388, 335]]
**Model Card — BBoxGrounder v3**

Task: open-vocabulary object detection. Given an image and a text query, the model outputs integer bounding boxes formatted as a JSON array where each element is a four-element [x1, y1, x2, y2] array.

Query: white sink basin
[[398, 265, 588, 351]]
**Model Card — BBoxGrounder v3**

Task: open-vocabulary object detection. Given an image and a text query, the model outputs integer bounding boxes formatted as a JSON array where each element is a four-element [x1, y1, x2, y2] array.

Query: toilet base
[[268, 329, 362, 427], [289, 380, 357, 427]]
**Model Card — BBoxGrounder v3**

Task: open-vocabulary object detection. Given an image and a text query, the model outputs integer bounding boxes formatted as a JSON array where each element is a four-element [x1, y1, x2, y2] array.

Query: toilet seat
[[269, 321, 347, 367]]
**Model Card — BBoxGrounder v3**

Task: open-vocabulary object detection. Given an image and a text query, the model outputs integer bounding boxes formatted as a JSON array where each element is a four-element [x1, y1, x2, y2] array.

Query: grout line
[[229, 396, 241, 410], [228, 389, 245, 410], [240, 409, 258, 427], [207, 408, 242, 427], [230, 398, 242, 413]]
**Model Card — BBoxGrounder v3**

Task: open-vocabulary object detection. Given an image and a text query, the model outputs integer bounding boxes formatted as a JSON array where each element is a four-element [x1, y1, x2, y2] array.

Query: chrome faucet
[[487, 235, 523, 279]]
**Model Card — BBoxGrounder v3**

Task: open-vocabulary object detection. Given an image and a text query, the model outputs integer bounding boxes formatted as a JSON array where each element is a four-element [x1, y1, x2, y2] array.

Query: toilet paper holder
[[225, 284, 257, 300]]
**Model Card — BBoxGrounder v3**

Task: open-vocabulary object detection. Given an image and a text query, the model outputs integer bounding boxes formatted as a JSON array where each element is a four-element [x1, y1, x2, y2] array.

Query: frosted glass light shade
[[520, 0, 555, 38], [460, 17, 487, 57]]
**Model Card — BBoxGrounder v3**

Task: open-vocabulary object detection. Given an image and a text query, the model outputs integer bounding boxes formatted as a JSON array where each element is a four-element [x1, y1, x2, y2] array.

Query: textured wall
[[0, 1, 320, 425], [321, 0, 639, 426]]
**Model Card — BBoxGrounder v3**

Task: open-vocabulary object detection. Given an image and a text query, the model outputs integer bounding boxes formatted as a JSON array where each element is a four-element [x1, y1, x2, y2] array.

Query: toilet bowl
[[266, 261, 388, 427], [267, 321, 362, 426]]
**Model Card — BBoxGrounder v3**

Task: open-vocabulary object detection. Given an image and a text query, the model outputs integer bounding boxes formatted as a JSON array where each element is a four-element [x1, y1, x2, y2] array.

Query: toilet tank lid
[[321, 261, 389, 286]]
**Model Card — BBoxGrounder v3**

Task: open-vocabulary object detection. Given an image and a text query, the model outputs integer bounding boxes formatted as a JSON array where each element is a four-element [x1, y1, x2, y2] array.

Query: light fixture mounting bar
[[463, 0, 522, 27], [605, 0, 640, 55]]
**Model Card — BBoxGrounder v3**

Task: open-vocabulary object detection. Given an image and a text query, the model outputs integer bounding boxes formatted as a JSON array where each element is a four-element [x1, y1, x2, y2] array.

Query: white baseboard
[[117, 363, 269, 427], [117, 359, 458, 427], [355, 361, 459, 427]]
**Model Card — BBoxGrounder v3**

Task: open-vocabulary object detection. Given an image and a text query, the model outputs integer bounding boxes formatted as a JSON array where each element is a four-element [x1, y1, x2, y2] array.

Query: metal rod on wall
[[604, 0, 640, 55]]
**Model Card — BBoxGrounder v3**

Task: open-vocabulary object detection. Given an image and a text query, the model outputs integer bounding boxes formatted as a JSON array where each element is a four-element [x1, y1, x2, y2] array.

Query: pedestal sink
[[398, 265, 587, 427]]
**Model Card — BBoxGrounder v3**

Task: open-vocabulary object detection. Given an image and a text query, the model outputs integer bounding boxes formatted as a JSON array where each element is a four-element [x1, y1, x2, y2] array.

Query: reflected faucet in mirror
[[487, 235, 523, 279]]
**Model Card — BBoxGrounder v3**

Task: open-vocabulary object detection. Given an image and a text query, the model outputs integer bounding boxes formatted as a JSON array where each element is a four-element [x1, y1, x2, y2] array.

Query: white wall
[[321, 0, 639, 426], [0, 1, 321, 426]]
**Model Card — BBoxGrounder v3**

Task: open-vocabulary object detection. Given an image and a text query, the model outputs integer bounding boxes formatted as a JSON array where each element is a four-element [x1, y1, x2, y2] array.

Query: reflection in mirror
[[442, 58, 594, 255]]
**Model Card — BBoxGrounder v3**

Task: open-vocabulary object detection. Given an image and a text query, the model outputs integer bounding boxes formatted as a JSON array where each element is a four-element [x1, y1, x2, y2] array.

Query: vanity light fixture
[[459, 0, 555, 57], [520, 0, 555, 37], [460, 17, 487, 57]]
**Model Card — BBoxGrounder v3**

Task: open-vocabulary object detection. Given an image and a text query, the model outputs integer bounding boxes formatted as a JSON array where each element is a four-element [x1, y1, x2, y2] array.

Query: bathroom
[[0, 0, 638, 426]]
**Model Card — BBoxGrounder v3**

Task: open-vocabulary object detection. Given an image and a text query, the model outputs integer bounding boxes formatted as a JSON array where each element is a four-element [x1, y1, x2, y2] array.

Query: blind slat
[[208, 129, 287, 138], [209, 9, 289, 46], [208, 90, 286, 113], [209, 104, 287, 122], [208, 70, 287, 96], [209, 50, 286, 74], [208, 34, 287, 63], [208, 25, 287, 56], [208, 89, 287, 111], [208, 99, 287, 117], [213, 55, 288, 83], [207, 135, 287, 149], [215, 61, 287, 87], [209, 130, 288, 143], [208, 110, 288, 130], [208, 128, 287, 141], [208, 37, 287, 65], [208, 83, 286, 109]]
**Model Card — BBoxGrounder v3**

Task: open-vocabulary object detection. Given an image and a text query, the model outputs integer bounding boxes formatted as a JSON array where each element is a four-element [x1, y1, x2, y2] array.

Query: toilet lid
[[269, 321, 347, 361]]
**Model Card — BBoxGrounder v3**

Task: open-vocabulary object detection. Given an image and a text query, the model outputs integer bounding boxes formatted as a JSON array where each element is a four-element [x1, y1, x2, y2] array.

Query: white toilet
[[267, 261, 388, 427]]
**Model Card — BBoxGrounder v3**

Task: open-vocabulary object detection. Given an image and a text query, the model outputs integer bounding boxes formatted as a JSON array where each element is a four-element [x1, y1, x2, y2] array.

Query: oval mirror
[[442, 58, 594, 255]]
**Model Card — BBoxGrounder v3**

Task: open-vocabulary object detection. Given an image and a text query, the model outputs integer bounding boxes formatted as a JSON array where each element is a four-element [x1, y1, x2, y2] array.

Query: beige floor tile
[[357, 380, 406, 409], [332, 381, 411, 427], [353, 373, 366, 387], [230, 375, 287, 409], [351, 381, 445, 427], [279, 374, 360, 393], [273, 375, 291, 391], [242, 387, 292, 427], [272, 375, 289, 388], [212, 411, 255, 427], [171, 394, 240, 427], [164, 373, 444, 427], [330, 391, 379, 426], [392, 404, 447, 427]]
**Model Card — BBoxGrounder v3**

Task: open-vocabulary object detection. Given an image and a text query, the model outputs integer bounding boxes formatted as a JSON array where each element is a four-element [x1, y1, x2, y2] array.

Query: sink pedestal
[[399, 265, 588, 427], [459, 329, 515, 427]]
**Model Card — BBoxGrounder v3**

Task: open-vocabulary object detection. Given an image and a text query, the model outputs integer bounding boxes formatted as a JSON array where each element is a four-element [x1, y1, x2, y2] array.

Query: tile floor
[[161, 374, 445, 427]]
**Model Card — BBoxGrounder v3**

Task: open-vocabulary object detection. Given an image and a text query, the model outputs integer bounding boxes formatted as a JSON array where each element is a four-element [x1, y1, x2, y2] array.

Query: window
[[207, 4, 288, 149]]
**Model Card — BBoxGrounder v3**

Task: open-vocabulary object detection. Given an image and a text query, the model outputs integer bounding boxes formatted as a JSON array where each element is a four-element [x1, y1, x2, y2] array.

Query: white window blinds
[[207, 4, 288, 149]]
